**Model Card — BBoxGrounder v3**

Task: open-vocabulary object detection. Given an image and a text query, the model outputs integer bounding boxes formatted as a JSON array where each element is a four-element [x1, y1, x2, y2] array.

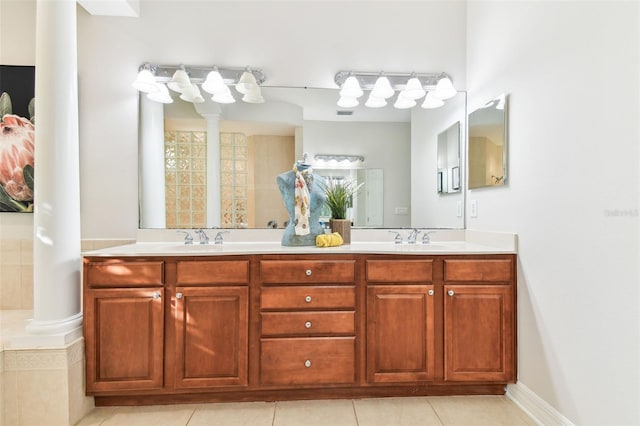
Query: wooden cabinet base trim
[[93, 384, 507, 406]]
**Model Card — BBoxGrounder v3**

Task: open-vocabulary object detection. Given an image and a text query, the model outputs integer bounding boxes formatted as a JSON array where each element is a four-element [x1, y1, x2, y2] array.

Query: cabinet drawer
[[176, 260, 249, 285], [261, 286, 355, 310], [260, 260, 355, 284], [86, 261, 164, 288], [261, 311, 355, 336], [444, 259, 513, 282], [260, 337, 355, 385], [366, 259, 433, 283]]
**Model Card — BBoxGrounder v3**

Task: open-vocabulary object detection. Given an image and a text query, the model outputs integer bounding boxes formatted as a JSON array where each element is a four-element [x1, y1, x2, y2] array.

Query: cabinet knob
[[176, 292, 183, 299], [305, 295, 312, 303], [305, 321, 312, 329], [152, 291, 161, 300], [447, 290, 455, 297], [304, 359, 312, 368], [428, 289, 434, 296], [305, 269, 312, 276]]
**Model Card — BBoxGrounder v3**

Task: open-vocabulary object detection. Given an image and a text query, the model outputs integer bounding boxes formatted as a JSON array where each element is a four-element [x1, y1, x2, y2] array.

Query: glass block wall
[[164, 130, 207, 228], [220, 132, 249, 228]]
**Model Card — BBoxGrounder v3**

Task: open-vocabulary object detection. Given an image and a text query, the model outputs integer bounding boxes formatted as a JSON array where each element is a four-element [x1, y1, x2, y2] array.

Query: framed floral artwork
[[0, 65, 35, 212]]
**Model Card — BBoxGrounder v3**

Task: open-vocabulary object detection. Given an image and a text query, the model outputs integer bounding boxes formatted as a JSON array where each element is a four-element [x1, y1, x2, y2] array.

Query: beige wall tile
[[17, 369, 69, 425], [2, 370, 18, 426], [0, 240, 21, 265], [19, 265, 33, 310], [0, 266, 21, 310], [68, 357, 94, 426], [19, 240, 32, 266]]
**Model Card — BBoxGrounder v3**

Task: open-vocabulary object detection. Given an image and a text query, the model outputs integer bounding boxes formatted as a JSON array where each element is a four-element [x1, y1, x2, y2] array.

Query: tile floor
[[76, 395, 537, 426]]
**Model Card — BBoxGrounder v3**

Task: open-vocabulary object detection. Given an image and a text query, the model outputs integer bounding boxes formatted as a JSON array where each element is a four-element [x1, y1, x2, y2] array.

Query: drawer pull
[[448, 290, 455, 297], [152, 291, 161, 300], [305, 321, 312, 329], [305, 269, 312, 276], [304, 359, 312, 368], [176, 292, 183, 299], [305, 295, 312, 303], [428, 289, 434, 296]]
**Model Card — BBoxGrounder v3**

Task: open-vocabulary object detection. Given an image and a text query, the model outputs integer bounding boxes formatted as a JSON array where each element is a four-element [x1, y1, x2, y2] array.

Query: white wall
[[303, 120, 411, 228], [466, 2, 639, 424]]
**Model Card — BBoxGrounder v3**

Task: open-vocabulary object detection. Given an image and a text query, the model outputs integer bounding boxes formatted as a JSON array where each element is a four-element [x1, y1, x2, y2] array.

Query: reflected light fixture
[[314, 154, 365, 167], [334, 70, 456, 110], [338, 96, 359, 108], [133, 64, 266, 105]]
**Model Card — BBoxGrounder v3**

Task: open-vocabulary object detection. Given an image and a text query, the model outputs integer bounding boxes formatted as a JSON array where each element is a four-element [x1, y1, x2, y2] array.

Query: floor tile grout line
[[425, 397, 446, 426], [351, 399, 360, 426], [272, 400, 278, 426]]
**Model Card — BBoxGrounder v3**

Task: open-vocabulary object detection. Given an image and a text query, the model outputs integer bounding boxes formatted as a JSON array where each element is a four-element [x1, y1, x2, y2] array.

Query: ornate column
[[28, 0, 82, 334]]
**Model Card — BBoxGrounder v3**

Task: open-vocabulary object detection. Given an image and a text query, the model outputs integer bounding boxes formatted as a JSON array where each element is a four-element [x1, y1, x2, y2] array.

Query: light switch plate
[[395, 207, 409, 215], [456, 201, 463, 217], [470, 200, 478, 218]]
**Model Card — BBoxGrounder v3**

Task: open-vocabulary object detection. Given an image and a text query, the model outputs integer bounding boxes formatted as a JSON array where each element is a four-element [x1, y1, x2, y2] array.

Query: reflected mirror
[[468, 94, 508, 189], [138, 87, 466, 229], [437, 121, 461, 194]]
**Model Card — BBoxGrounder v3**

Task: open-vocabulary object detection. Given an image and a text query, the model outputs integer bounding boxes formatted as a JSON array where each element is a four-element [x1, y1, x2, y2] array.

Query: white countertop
[[83, 239, 515, 257]]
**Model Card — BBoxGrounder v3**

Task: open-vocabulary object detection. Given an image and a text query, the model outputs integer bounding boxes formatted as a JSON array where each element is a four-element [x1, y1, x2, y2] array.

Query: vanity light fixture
[[314, 154, 365, 167], [133, 64, 266, 105], [146, 82, 173, 104], [421, 91, 444, 109], [334, 70, 456, 110]]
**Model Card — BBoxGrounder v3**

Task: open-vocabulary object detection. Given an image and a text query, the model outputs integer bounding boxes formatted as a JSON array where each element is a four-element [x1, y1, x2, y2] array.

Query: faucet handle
[[422, 231, 435, 244], [176, 231, 193, 245], [388, 231, 403, 244], [214, 231, 230, 245], [194, 228, 210, 244]]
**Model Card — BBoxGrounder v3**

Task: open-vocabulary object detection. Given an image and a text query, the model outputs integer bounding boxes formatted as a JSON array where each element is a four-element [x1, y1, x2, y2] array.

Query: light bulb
[[434, 76, 456, 100], [365, 95, 387, 108], [201, 70, 227, 95], [421, 92, 444, 109], [167, 68, 191, 93], [370, 75, 395, 99], [339, 76, 363, 98], [147, 83, 173, 103], [403, 77, 426, 100], [337, 96, 358, 108], [132, 69, 159, 93]]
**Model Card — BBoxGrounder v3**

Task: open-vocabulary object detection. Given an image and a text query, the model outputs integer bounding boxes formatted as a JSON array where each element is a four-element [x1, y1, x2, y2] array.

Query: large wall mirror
[[138, 87, 467, 229], [468, 94, 508, 189]]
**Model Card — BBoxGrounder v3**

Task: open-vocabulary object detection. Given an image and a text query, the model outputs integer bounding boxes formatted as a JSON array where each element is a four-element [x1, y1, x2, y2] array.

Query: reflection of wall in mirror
[[469, 136, 504, 187]]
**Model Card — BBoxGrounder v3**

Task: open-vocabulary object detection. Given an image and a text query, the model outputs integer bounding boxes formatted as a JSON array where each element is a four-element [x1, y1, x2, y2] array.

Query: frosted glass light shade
[[167, 69, 191, 93], [201, 70, 227, 95], [236, 71, 258, 94], [180, 84, 205, 103], [365, 95, 386, 108], [434, 76, 456, 100], [337, 96, 358, 108], [339, 76, 364, 98], [421, 92, 444, 109], [132, 69, 159, 93], [394, 92, 417, 109], [212, 86, 236, 104], [371, 76, 395, 99], [403, 77, 426, 100], [147, 83, 173, 103]]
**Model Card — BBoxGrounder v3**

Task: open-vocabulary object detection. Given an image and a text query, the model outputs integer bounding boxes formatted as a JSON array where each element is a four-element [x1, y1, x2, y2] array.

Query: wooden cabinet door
[[84, 288, 164, 392], [174, 286, 249, 388], [444, 285, 515, 382], [366, 285, 435, 383]]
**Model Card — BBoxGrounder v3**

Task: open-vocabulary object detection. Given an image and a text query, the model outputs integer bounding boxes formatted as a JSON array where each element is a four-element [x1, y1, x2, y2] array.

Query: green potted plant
[[321, 178, 363, 244]]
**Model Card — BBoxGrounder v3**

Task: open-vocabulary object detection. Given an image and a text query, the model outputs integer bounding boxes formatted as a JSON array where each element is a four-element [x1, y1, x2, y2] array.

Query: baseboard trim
[[506, 382, 574, 426]]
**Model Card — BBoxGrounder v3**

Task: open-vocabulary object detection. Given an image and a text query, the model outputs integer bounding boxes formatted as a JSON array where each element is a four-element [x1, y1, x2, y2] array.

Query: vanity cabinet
[[443, 259, 516, 382], [173, 260, 250, 389], [258, 258, 357, 386], [84, 260, 165, 392], [83, 253, 516, 404], [365, 259, 436, 383]]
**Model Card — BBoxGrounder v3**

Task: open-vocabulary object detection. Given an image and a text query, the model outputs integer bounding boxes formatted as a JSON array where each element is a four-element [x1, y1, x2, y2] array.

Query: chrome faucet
[[177, 230, 193, 245], [214, 231, 230, 245], [388, 231, 403, 244], [194, 229, 210, 244], [407, 228, 421, 244], [422, 231, 435, 244]]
